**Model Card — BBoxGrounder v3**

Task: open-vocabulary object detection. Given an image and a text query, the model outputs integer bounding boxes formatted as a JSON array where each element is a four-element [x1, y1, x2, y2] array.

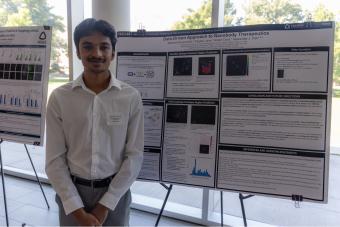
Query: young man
[[45, 18, 144, 226]]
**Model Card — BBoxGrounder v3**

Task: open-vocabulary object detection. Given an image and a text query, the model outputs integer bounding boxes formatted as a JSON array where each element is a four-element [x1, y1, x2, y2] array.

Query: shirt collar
[[71, 72, 122, 91]]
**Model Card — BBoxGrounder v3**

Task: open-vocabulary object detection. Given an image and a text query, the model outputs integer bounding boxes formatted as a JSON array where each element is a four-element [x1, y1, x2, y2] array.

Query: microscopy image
[[166, 105, 188, 123], [226, 55, 249, 76], [173, 57, 192, 76], [198, 57, 215, 75], [191, 105, 216, 125]]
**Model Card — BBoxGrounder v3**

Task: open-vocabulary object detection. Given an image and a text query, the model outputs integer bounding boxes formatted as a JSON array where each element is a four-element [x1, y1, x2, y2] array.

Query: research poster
[[116, 21, 333, 202], [0, 26, 51, 145]]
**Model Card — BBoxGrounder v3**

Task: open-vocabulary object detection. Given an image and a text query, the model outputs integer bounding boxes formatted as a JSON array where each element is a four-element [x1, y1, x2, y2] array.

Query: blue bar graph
[[190, 159, 211, 177], [26, 97, 39, 108]]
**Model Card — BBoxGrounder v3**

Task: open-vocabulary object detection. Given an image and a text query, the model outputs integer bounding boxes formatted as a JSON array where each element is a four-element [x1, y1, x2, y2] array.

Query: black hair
[[74, 18, 117, 53]]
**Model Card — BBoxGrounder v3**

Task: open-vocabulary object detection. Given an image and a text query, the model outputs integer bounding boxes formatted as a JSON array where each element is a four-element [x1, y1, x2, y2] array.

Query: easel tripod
[[154, 183, 254, 227], [0, 139, 50, 226]]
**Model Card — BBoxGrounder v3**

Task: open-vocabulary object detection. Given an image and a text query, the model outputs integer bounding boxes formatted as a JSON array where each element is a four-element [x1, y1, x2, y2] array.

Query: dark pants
[[55, 184, 131, 226]]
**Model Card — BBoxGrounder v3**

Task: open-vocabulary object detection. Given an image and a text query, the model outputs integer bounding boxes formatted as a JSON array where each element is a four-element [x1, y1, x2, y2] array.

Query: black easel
[[154, 184, 226, 227], [23, 144, 50, 209], [220, 191, 223, 227], [238, 193, 303, 227], [155, 183, 173, 226], [239, 193, 254, 227], [0, 139, 50, 227], [292, 194, 303, 208]]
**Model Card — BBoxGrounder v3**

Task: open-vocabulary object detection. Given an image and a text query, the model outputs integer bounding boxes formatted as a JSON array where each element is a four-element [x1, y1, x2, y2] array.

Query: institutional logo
[[39, 31, 47, 40]]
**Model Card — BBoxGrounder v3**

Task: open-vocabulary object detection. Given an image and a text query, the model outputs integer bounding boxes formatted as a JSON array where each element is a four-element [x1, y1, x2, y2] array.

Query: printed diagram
[[191, 159, 211, 177], [144, 107, 162, 126], [127, 70, 155, 79], [116, 53, 167, 100], [0, 48, 44, 63], [0, 48, 45, 82], [0, 94, 39, 108], [0, 87, 41, 112], [143, 104, 164, 147]]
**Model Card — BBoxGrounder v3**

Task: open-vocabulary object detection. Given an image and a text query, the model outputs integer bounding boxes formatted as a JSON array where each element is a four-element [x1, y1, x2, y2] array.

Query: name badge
[[107, 113, 123, 125]]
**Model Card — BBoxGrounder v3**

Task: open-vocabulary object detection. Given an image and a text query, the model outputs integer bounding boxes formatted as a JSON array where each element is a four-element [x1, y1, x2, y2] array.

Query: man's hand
[[91, 203, 109, 225], [72, 207, 101, 226]]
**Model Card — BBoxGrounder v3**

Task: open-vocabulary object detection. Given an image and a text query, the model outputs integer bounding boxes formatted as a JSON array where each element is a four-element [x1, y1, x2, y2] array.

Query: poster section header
[[118, 21, 333, 38]]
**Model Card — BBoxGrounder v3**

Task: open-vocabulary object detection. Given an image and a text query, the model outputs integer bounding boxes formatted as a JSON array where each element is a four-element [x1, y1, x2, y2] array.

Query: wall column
[[92, 0, 130, 74]]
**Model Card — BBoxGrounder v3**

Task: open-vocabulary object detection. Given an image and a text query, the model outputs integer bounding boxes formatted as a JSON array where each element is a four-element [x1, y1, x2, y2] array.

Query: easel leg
[[155, 183, 173, 227], [0, 140, 9, 226], [239, 193, 254, 227], [24, 144, 50, 209], [220, 191, 223, 227]]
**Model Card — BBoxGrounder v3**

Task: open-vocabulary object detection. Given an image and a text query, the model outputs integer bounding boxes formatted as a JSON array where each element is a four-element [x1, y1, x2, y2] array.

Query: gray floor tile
[[130, 209, 158, 226], [6, 158, 46, 173], [0, 198, 25, 216], [130, 209, 201, 226], [132, 182, 203, 209], [0, 183, 35, 200], [2, 150, 27, 165], [0, 216, 24, 226], [13, 189, 58, 212], [9, 204, 59, 226], [2, 176, 39, 190]]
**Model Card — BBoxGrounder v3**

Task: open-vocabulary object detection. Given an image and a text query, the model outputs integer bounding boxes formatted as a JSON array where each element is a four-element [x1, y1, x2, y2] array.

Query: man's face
[[77, 31, 114, 74]]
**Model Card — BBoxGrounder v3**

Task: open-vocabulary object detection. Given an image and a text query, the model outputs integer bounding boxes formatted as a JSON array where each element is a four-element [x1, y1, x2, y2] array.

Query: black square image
[[277, 69, 284, 78], [4, 64, 10, 71], [226, 55, 249, 76], [166, 105, 188, 123], [0, 64, 4, 71], [199, 144, 210, 154], [10, 64, 16, 71], [28, 65, 35, 73], [16, 64, 23, 71], [22, 64, 28, 73], [15, 72, 21, 80], [191, 105, 216, 125], [35, 65, 43, 73], [34, 73, 42, 81], [173, 57, 192, 76], [198, 57, 215, 75], [4, 72, 9, 79], [10, 72, 15, 80], [28, 73, 34, 80], [22, 72, 28, 80]]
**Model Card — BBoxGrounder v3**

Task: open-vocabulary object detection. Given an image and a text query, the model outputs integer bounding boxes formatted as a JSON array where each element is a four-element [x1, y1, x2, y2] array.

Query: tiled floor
[[0, 176, 200, 226]]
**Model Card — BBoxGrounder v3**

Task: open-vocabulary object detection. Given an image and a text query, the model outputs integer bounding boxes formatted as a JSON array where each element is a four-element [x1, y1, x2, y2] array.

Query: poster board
[[116, 21, 334, 203], [0, 26, 52, 146]]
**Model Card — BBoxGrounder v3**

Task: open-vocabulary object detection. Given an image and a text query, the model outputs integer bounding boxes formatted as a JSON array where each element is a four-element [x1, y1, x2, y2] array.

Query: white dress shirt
[[45, 74, 144, 215]]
